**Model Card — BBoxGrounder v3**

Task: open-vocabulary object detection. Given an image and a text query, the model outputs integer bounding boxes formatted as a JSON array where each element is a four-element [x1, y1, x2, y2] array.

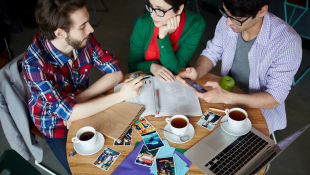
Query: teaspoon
[[160, 128, 190, 142]]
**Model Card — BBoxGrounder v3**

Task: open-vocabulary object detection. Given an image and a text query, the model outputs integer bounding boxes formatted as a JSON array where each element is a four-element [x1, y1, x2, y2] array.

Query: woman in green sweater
[[128, 0, 206, 82]]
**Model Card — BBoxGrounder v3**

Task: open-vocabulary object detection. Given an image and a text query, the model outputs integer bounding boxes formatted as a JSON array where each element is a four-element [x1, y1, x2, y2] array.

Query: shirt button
[[161, 46, 164, 48], [49, 96, 52, 99], [72, 94, 75, 96], [85, 69, 88, 72], [106, 51, 108, 53]]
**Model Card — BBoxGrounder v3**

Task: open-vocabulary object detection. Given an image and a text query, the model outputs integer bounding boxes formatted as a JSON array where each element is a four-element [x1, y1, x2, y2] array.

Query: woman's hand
[[117, 75, 144, 100], [158, 15, 181, 39], [150, 63, 175, 82]]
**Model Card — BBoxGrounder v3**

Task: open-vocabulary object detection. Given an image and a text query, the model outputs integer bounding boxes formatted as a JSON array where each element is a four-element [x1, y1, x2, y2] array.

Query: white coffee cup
[[225, 108, 248, 129], [165, 115, 189, 136], [71, 126, 97, 147]]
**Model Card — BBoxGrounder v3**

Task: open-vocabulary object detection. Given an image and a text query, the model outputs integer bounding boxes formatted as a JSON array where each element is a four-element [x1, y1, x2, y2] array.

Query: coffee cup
[[165, 115, 189, 135], [225, 108, 248, 129], [71, 126, 97, 147]]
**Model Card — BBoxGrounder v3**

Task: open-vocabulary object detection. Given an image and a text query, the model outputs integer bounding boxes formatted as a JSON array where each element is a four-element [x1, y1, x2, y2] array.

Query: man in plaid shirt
[[22, 0, 143, 174]]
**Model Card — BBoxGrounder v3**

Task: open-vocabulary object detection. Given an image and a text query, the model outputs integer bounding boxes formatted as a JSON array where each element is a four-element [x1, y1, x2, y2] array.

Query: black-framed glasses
[[218, 5, 250, 26], [145, 3, 173, 17]]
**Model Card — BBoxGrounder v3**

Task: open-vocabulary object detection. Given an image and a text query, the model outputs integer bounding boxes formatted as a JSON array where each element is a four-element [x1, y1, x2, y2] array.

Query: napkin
[[112, 140, 191, 175]]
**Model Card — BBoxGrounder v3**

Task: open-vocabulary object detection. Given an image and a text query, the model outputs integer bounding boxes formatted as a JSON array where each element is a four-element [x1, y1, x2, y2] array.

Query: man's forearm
[[225, 92, 280, 109], [195, 55, 214, 80], [74, 71, 123, 103], [68, 91, 124, 122]]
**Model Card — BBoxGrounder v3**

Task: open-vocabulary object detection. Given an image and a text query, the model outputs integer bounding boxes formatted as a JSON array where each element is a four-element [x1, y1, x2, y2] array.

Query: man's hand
[[64, 120, 71, 130], [194, 81, 229, 104], [176, 67, 199, 88], [158, 15, 181, 39], [117, 75, 144, 100], [150, 63, 175, 82]]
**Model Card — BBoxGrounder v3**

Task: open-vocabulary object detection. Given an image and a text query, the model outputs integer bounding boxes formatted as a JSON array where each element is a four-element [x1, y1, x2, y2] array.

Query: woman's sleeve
[[158, 15, 206, 74], [128, 17, 158, 73]]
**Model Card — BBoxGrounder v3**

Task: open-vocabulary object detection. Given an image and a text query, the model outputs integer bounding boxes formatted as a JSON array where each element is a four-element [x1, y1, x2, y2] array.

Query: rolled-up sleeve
[[265, 39, 302, 104], [90, 35, 121, 74], [23, 64, 76, 121], [200, 17, 226, 67]]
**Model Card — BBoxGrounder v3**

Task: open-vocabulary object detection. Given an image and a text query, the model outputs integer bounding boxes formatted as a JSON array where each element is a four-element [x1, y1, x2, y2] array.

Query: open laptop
[[184, 124, 310, 175]]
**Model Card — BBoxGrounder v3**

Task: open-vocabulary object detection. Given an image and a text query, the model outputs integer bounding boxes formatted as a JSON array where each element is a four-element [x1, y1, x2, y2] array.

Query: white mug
[[165, 115, 189, 136], [225, 108, 248, 129], [71, 126, 97, 147]]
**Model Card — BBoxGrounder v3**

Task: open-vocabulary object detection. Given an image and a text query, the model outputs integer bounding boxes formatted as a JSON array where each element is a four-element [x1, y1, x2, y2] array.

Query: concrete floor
[[1, 0, 310, 174]]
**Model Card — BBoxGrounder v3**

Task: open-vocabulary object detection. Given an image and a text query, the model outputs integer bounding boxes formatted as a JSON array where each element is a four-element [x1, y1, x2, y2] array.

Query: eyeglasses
[[218, 5, 250, 26], [145, 3, 173, 17]]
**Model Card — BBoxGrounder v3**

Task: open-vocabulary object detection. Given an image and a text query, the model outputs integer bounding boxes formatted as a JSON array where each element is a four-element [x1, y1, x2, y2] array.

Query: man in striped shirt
[[22, 0, 143, 174], [177, 0, 302, 135]]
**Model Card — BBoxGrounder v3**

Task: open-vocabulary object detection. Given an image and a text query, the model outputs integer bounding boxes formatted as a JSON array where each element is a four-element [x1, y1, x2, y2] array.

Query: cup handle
[[165, 118, 170, 124], [72, 137, 80, 143], [225, 109, 229, 116]]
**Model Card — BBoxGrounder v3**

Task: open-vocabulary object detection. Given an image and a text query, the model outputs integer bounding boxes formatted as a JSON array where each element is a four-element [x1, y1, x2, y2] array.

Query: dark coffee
[[229, 111, 246, 121], [79, 132, 94, 141], [171, 118, 187, 128]]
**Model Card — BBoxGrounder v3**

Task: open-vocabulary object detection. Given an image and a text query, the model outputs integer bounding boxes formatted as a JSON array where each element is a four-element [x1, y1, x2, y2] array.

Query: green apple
[[219, 76, 235, 91]]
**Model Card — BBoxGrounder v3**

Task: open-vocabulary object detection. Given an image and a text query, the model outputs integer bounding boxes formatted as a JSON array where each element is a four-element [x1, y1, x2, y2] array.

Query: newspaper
[[114, 75, 202, 118]]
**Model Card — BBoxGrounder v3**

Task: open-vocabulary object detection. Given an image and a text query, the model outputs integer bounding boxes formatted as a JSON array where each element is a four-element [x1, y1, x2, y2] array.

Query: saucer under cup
[[165, 115, 189, 136], [225, 108, 248, 129], [72, 126, 97, 147], [164, 123, 195, 143], [74, 132, 105, 156]]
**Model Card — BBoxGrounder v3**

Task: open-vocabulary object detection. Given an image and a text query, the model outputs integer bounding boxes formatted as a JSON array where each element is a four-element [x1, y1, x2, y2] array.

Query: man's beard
[[65, 33, 89, 50]]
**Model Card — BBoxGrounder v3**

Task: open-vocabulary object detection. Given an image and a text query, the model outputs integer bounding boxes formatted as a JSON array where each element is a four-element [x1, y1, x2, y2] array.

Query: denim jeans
[[44, 136, 72, 175]]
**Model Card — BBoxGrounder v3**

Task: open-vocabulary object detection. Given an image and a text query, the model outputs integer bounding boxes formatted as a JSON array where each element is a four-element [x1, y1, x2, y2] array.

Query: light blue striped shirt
[[201, 12, 302, 134]]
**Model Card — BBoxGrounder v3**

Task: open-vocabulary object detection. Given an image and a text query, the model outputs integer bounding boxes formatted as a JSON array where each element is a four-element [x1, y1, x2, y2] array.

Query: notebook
[[184, 124, 310, 175], [76, 102, 145, 140], [114, 74, 202, 118]]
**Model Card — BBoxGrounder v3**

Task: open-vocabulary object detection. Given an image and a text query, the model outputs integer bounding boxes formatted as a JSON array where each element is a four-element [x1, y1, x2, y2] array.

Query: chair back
[[0, 150, 41, 175]]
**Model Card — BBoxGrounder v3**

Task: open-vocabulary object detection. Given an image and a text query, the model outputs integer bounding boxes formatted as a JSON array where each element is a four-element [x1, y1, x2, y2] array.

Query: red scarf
[[145, 11, 186, 64]]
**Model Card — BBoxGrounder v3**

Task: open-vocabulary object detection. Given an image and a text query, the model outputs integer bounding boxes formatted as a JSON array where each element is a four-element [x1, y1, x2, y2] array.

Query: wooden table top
[[67, 71, 269, 175]]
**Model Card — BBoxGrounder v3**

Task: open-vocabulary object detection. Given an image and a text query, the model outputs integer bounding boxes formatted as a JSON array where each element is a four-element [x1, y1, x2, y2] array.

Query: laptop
[[184, 124, 310, 175]]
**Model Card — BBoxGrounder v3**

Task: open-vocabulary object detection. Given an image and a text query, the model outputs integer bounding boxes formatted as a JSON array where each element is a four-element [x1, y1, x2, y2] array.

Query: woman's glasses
[[218, 5, 250, 26], [145, 3, 173, 17]]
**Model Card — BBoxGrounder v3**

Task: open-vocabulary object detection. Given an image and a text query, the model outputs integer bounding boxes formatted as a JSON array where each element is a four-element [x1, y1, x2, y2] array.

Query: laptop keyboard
[[204, 131, 269, 175]]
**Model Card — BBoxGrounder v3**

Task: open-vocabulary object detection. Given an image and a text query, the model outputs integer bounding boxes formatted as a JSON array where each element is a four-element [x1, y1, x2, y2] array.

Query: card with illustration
[[93, 147, 121, 171], [113, 128, 133, 146], [134, 144, 159, 167], [197, 110, 222, 130], [133, 117, 155, 135], [141, 130, 164, 151], [156, 156, 176, 175]]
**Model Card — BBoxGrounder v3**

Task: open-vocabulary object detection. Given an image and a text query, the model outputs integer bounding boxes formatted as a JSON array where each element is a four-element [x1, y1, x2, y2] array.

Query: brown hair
[[35, 0, 86, 40], [164, 0, 187, 13]]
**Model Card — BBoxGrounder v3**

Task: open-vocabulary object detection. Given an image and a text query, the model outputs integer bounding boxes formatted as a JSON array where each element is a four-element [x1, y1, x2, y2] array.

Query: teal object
[[284, 0, 310, 85], [0, 150, 41, 175]]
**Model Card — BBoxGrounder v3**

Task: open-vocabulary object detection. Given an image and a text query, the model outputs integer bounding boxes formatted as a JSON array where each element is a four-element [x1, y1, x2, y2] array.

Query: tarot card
[[134, 144, 159, 167], [197, 110, 222, 130], [113, 128, 133, 146], [141, 130, 164, 151], [93, 147, 121, 171], [156, 156, 176, 175], [133, 117, 155, 135]]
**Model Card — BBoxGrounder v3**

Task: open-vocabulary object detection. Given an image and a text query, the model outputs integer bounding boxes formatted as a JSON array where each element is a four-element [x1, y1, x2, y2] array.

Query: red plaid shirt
[[22, 33, 121, 138]]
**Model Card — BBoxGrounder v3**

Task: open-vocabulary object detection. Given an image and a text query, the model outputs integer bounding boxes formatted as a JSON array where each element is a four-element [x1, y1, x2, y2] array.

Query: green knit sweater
[[128, 10, 206, 74]]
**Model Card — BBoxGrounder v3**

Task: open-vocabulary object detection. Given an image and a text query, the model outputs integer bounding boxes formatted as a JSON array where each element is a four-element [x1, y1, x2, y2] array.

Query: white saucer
[[164, 123, 195, 144], [221, 115, 252, 136], [74, 132, 105, 156]]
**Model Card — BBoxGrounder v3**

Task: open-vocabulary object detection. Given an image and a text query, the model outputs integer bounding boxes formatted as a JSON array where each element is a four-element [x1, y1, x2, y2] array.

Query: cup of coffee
[[225, 108, 248, 129], [71, 126, 97, 147], [165, 115, 189, 135]]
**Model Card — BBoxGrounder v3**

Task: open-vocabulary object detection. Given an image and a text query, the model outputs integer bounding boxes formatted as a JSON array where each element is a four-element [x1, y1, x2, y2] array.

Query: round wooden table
[[66, 71, 269, 175]]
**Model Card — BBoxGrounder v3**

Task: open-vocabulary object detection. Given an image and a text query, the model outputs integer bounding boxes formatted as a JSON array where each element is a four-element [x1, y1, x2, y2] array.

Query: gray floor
[[1, 0, 310, 174]]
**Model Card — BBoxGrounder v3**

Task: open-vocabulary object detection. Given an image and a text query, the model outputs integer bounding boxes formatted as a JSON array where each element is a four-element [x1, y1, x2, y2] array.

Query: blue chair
[[284, 0, 310, 85], [0, 150, 41, 175]]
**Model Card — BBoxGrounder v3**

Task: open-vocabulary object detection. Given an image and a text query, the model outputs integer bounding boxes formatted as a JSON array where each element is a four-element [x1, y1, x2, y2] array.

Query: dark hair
[[164, 0, 187, 13], [35, 0, 86, 40], [223, 0, 271, 18]]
